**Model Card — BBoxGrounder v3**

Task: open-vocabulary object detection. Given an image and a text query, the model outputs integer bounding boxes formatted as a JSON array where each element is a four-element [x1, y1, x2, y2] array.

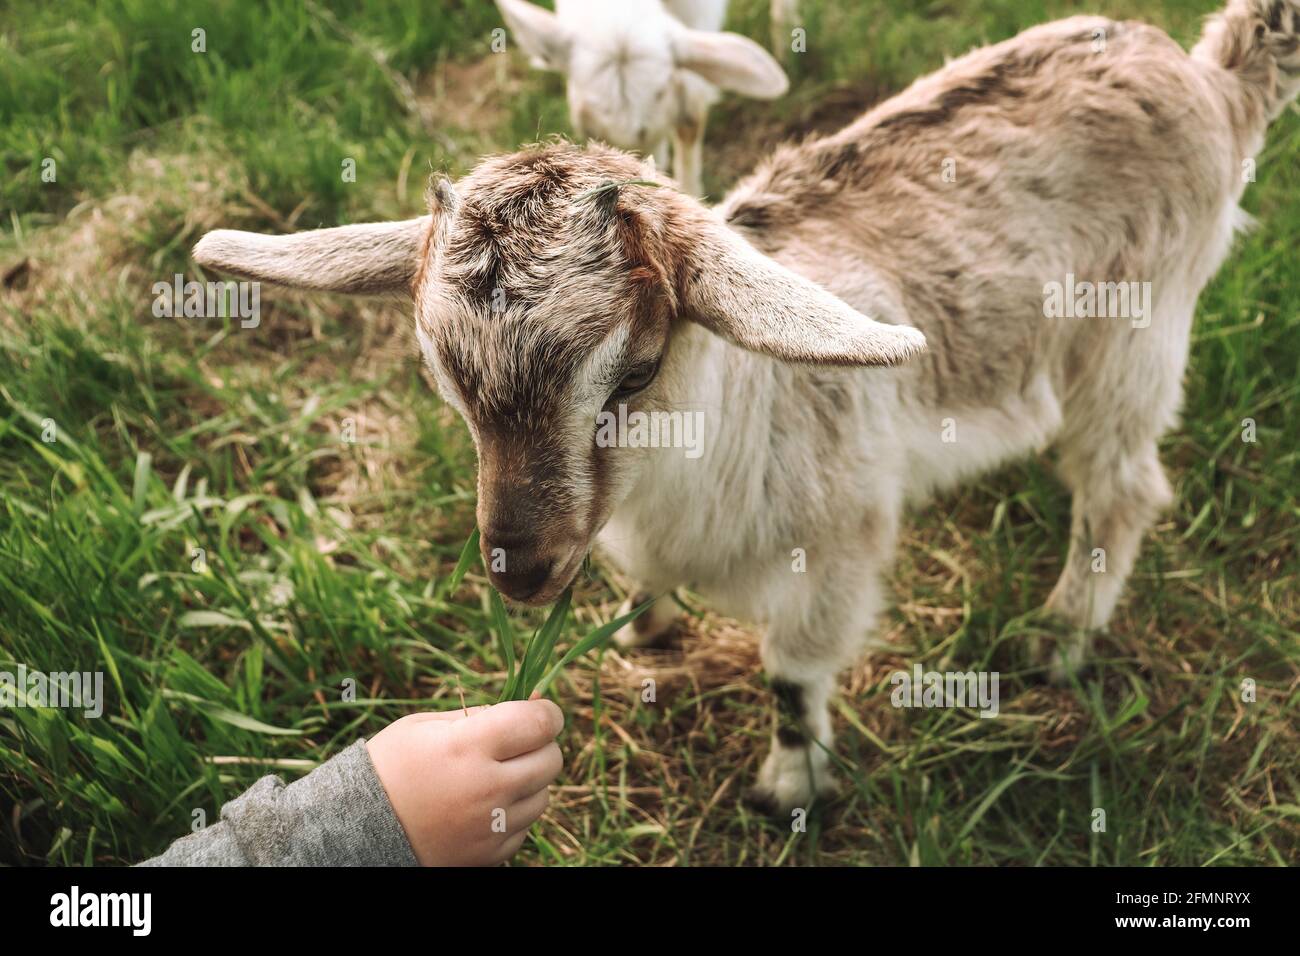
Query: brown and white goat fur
[[195, 0, 1300, 813]]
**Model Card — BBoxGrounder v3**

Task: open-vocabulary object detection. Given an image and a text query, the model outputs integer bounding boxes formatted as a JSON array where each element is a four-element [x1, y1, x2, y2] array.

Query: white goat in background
[[494, 0, 788, 197]]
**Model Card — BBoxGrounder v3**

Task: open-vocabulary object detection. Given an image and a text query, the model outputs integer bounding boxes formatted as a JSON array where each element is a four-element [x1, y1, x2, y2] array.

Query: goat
[[494, 0, 788, 197], [194, 0, 1300, 814]]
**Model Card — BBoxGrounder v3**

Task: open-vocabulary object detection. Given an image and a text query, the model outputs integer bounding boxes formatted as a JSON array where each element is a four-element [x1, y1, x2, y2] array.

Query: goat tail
[[1195, 0, 1300, 119]]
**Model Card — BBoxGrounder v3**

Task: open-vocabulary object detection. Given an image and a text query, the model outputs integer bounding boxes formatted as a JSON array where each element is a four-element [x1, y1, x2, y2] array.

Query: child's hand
[[366, 699, 564, 866]]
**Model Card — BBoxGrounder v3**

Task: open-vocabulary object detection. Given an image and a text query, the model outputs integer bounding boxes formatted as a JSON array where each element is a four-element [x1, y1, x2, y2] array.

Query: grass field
[[1, 0, 1296, 866]]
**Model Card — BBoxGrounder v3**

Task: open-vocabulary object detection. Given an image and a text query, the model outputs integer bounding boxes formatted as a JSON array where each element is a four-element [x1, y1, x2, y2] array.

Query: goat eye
[[612, 361, 659, 399]]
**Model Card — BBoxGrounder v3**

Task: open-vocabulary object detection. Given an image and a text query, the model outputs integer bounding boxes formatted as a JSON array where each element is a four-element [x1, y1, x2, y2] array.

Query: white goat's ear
[[192, 218, 430, 297], [673, 28, 789, 99], [680, 217, 926, 367], [495, 0, 571, 72]]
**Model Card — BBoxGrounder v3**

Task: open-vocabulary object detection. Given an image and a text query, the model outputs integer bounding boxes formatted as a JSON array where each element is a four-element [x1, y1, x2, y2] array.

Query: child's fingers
[[406, 706, 489, 724], [443, 705, 490, 720], [499, 741, 563, 801], [503, 787, 550, 836], [468, 699, 564, 760], [489, 829, 529, 866]]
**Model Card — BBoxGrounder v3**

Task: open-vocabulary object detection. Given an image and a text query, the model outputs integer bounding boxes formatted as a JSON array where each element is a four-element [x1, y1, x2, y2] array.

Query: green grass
[[1, 0, 1296, 866]]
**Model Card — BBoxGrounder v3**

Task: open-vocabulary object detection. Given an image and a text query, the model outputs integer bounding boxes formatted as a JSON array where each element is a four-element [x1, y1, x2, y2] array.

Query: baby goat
[[494, 0, 788, 197], [195, 0, 1300, 813]]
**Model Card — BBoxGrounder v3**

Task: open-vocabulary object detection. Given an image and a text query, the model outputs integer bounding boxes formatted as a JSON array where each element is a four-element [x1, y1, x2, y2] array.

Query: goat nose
[[486, 552, 555, 602], [481, 528, 552, 597]]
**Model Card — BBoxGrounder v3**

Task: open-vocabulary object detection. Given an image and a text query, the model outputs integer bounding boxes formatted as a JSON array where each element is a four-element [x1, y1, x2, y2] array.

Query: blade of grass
[[439, 527, 480, 599], [531, 594, 657, 698], [489, 589, 519, 701], [506, 588, 573, 701]]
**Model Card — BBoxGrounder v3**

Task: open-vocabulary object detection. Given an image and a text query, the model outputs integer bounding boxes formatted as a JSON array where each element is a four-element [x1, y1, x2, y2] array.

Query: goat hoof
[[743, 781, 834, 820], [742, 785, 782, 817], [1048, 642, 1092, 685], [613, 591, 680, 649], [747, 749, 837, 818], [1024, 610, 1093, 684]]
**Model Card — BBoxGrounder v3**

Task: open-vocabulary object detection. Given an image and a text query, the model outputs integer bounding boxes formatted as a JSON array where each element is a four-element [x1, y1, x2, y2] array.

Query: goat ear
[[192, 218, 430, 297], [678, 216, 926, 368], [495, 0, 571, 72], [673, 28, 789, 99]]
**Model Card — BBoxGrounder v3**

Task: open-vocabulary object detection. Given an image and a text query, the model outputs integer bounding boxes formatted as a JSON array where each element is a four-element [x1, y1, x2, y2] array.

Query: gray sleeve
[[139, 739, 419, 867]]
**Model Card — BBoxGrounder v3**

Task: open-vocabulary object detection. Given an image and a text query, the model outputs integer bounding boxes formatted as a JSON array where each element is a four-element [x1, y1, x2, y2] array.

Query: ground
[[0, 0, 1296, 866]]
